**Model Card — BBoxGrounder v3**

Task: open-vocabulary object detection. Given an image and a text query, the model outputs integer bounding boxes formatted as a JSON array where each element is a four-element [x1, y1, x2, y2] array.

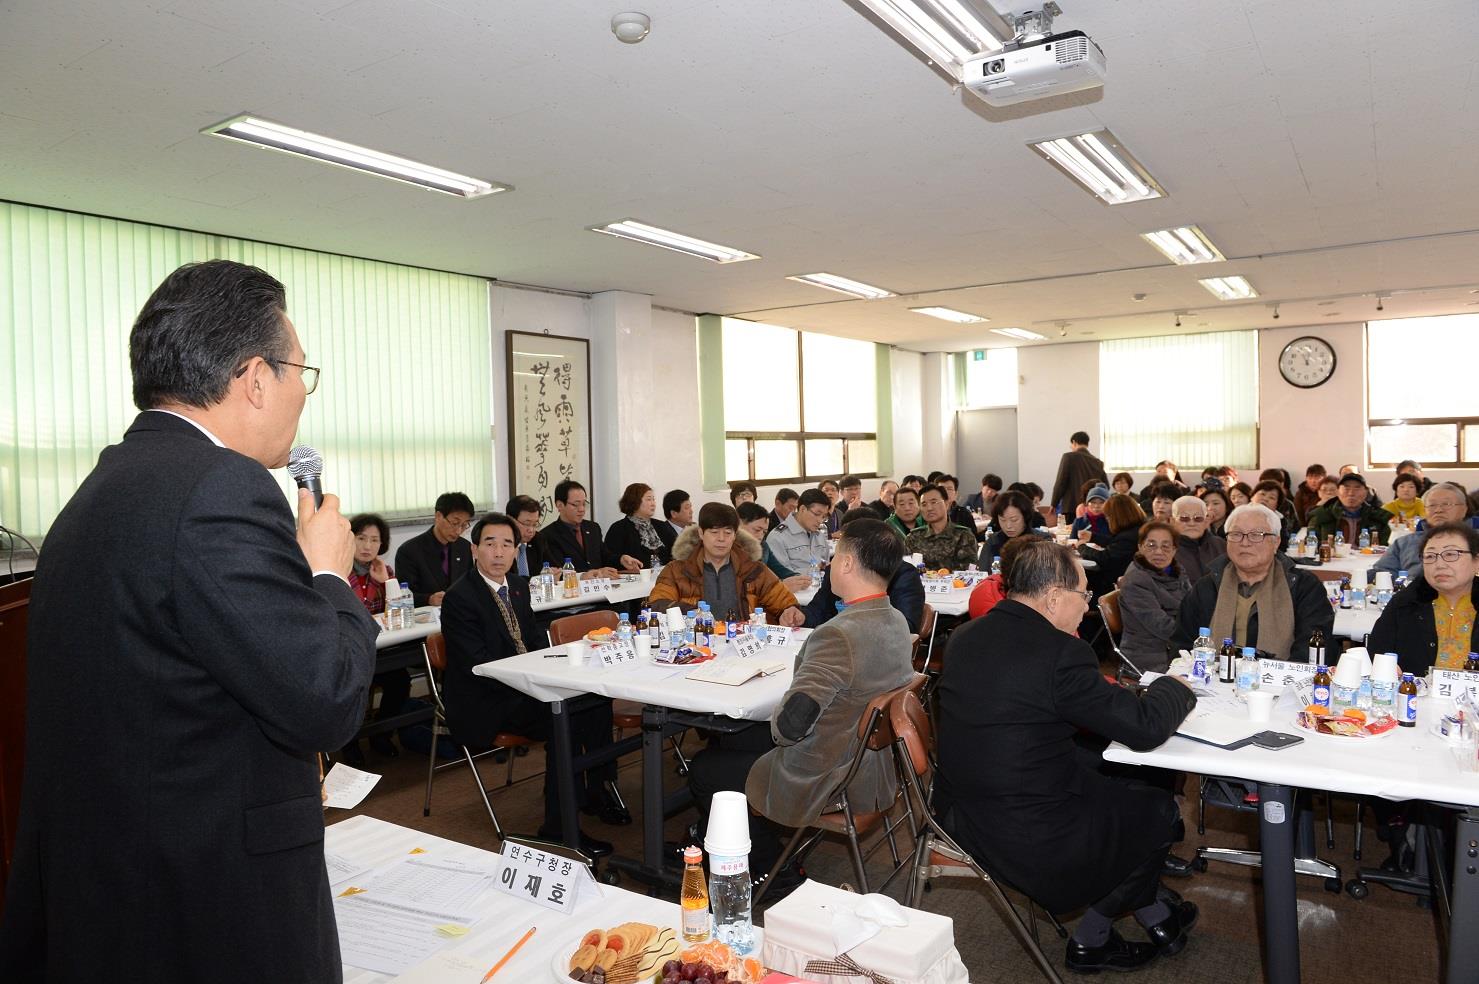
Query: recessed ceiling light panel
[[1141, 225, 1223, 265], [786, 273, 896, 299], [1029, 129, 1165, 205], [202, 114, 508, 198], [1198, 275, 1258, 301], [910, 306, 989, 323], [588, 219, 759, 263], [990, 327, 1046, 341], [855, 0, 1005, 81]]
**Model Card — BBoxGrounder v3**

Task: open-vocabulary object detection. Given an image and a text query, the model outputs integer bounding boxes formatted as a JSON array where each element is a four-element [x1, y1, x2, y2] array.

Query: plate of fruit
[[658, 941, 765, 984], [558, 922, 678, 984], [1294, 706, 1399, 740]]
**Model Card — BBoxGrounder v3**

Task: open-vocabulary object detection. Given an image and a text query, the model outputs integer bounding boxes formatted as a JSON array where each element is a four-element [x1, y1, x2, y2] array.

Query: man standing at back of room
[[0, 260, 379, 982], [1051, 430, 1108, 516], [394, 491, 475, 606]]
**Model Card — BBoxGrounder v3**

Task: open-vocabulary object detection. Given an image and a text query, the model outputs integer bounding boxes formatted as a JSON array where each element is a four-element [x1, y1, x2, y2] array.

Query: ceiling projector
[[963, 29, 1105, 106]]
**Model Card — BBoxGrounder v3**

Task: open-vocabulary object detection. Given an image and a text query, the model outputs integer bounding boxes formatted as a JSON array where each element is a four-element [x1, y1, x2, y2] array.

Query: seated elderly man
[[886, 485, 927, 540], [767, 488, 832, 579], [651, 502, 806, 627], [1175, 504, 1335, 663], [1308, 473, 1392, 545], [1171, 496, 1226, 583], [1375, 482, 1479, 581], [686, 519, 919, 892], [801, 508, 924, 633], [906, 484, 979, 571], [935, 540, 1198, 973]]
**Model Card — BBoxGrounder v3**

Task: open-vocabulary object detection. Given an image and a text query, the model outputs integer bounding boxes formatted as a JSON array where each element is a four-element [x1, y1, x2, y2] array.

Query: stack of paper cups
[[1371, 651, 1400, 707], [1332, 648, 1365, 707], [1350, 568, 1367, 590], [1373, 571, 1394, 592], [705, 790, 752, 860]]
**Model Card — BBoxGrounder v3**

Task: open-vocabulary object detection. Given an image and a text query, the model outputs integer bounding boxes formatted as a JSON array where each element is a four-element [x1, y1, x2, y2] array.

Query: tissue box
[[761, 880, 969, 984]]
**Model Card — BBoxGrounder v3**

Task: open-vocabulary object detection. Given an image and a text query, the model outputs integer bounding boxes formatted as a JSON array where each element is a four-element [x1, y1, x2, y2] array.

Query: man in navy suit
[[1, 260, 379, 982], [440, 513, 621, 855], [534, 479, 640, 575]]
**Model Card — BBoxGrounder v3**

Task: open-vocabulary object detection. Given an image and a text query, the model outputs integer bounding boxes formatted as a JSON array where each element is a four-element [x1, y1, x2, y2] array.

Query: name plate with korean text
[[1433, 669, 1479, 704], [730, 634, 766, 660], [1257, 659, 1317, 691], [595, 641, 640, 669], [495, 842, 594, 914]]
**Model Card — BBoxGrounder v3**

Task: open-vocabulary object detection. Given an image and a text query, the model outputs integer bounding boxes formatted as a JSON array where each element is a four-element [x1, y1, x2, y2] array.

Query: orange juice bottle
[[680, 845, 710, 942]]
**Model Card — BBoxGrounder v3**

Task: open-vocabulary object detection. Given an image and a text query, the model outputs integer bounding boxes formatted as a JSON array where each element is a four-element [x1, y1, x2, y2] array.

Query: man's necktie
[[517, 543, 529, 577], [494, 585, 527, 655], [441, 543, 450, 577]]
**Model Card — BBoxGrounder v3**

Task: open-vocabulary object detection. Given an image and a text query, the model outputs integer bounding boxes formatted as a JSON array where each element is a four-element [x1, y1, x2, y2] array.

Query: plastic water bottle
[[749, 608, 768, 642], [990, 556, 1002, 577], [1377, 581, 1393, 607], [1305, 530, 1318, 557], [1191, 628, 1215, 683], [809, 559, 823, 588], [539, 563, 555, 602], [1334, 530, 1346, 552], [1357, 668, 1374, 711], [683, 610, 696, 646], [616, 613, 632, 644], [1358, 527, 1371, 551], [1236, 646, 1259, 698], [561, 558, 578, 598], [1396, 569, 1410, 591], [708, 850, 754, 954]]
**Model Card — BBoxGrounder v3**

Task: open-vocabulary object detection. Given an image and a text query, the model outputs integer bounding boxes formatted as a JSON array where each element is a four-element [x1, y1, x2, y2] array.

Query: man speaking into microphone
[[1, 261, 378, 982]]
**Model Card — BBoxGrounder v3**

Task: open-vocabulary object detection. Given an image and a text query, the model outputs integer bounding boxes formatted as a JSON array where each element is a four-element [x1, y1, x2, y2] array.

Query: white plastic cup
[[1371, 651, 1400, 684], [1247, 690, 1276, 722], [1350, 568, 1367, 589], [566, 639, 589, 667], [1373, 572, 1394, 592], [1332, 651, 1365, 689], [633, 634, 652, 660], [704, 790, 753, 858]]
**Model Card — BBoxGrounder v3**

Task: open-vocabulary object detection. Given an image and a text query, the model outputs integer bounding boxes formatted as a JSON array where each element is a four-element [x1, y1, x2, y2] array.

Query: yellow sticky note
[[338, 886, 368, 898], [408, 847, 428, 855], [434, 924, 470, 938]]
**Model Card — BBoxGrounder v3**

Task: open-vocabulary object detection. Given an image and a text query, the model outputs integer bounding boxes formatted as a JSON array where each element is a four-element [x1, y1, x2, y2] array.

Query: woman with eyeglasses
[[1174, 503, 1335, 663], [343, 513, 410, 763], [1369, 523, 1479, 675], [1117, 521, 1189, 674]]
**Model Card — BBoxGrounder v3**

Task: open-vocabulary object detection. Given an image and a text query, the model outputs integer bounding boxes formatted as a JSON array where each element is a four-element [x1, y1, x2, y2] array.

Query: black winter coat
[[1173, 554, 1335, 663], [1368, 576, 1479, 677]]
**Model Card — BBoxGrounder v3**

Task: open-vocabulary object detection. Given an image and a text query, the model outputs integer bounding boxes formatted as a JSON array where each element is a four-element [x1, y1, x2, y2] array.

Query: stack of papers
[[334, 855, 497, 975]]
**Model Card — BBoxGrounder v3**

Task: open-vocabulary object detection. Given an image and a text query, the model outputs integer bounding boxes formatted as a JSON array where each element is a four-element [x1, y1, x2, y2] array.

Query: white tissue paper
[[831, 893, 909, 955]]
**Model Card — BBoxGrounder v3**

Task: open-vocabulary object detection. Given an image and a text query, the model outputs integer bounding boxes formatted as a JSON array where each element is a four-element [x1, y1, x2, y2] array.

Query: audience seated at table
[[1172, 496, 1226, 584], [1175, 504, 1334, 663], [1384, 473, 1428, 525], [534, 479, 635, 576], [801, 508, 924, 633], [1339, 463, 1384, 508], [738, 501, 811, 593], [818, 478, 843, 536], [1396, 459, 1435, 496], [886, 485, 927, 540], [1250, 480, 1295, 551], [1200, 486, 1231, 537], [603, 482, 672, 569], [1082, 493, 1146, 596], [1050, 430, 1108, 515], [934, 540, 1198, 974], [1306, 473, 1392, 545], [1112, 471, 1134, 496], [767, 488, 833, 577], [768, 487, 799, 532], [967, 534, 1037, 619], [906, 484, 979, 571], [394, 490, 475, 606], [729, 481, 758, 507], [867, 479, 898, 519], [1375, 482, 1477, 580], [1292, 463, 1327, 527], [1148, 482, 1179, 523], [1369, 522, 1479, 675], [650, 502, 806, 626], [1227, 482, 1251, 508], [661, 488, 692, 547], [1071, 484, 1111, 538], [964, 473, 1001, 513], [343, 512, 410, 762], [687, 519, 919, 894], [1117, 520, 1190, 675], [439, 513, 624, 856], [837, 474, 864, 518], [977, 490, 1051, 572], [937, 474, 978, 537], [504, 494, 543, 578]]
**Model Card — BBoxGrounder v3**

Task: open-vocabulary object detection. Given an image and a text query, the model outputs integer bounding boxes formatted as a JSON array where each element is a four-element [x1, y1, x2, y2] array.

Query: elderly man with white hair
[[1374, 482, 1479, 581], [1171, 495, 1227, 583], [1174, 503, 1335, 663]]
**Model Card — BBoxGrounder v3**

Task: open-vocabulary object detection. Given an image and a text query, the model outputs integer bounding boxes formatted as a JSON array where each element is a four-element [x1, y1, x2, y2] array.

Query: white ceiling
[[5, 0, 1479, 350]]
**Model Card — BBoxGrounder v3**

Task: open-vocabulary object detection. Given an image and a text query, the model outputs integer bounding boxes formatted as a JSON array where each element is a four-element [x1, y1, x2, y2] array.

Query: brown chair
[[0, 577, 33, 910], [911, 603, 938, 674], [547, 610, 620, 645], [753, 676, 926, 904], [419, 632, 540, 837], [890, 690, 1065, 984], [1096, 589, 1142, 682]]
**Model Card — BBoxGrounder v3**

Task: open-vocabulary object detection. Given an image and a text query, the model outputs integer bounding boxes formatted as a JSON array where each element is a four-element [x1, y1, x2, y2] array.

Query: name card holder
[[595, 641, 640, 669], [731, 635, 766, 660], [765, 626, 793, 647], [579, 578, 612, 597], [923, 580, 954, 595], [495, 843, 595, 914], [1433, 669, 1479, 703], [1256, 658, 1317, 691]]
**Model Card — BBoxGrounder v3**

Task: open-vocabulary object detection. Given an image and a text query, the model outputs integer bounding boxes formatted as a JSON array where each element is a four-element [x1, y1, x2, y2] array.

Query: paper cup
[[704, 790, 752, 858], [633, 634, 652, 660], [566, 640, 589, 667], [1350, 568, 1367, 589], [1247, 690, 1276, 722], [1335, 543, 1351, 557], [1373, 572, 1394, 591], [1371, 651, 1400, 684], [1332, 651, 1365, 689]]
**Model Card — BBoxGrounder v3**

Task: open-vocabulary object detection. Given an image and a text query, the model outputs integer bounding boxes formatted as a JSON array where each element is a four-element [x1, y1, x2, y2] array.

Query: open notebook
[[685, 660, 789, 686]]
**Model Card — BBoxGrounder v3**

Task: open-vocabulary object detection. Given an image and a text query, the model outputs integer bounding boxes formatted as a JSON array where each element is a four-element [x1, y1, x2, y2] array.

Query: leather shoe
[[1065, 930, 1158, 974], [1161, 853, 1194, 878], [537, 826, 614, 859], [581, 788, 633, 826], [1142, 900, 1199, 957]]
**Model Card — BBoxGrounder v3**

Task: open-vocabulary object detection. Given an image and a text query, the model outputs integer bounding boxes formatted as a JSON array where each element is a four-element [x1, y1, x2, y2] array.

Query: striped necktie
[[493, 584, 527, 655]]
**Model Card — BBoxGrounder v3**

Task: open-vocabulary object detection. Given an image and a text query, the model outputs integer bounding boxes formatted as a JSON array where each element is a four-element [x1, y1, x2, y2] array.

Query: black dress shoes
[[537, 826, 614, 859], [1065, 930, 1158, 975], [1142, 900, 1199, 957], [1161, 853, 1194, 878], [581, 787, 633, 826]]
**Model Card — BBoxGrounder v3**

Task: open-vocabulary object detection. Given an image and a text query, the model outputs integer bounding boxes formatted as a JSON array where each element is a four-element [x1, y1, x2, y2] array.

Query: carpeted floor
[[334, 728, 1445, 983]]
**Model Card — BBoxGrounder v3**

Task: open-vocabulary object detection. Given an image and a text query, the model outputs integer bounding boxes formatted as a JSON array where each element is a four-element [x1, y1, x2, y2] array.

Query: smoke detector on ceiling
[[611, 12, 650, 43]]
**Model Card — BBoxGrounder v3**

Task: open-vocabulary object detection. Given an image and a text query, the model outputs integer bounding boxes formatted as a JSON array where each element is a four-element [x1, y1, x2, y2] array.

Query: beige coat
[[745, 596, 916, 827]]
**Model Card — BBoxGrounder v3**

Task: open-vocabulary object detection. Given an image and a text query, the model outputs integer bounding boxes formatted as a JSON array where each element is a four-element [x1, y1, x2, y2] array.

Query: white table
[[531, 572, 656, 613], [373, 607, 441, 649], [331, 815, 681, 984], [475, 633, 810, 886], [1104, 688, 1479, 984]]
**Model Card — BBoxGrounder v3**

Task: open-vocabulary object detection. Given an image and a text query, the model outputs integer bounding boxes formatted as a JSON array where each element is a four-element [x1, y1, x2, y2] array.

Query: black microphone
[[287, 445, 325, 508]]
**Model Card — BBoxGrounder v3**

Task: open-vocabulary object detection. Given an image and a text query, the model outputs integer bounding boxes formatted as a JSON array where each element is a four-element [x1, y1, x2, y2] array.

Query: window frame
[[1365, 416, 1479, 468]]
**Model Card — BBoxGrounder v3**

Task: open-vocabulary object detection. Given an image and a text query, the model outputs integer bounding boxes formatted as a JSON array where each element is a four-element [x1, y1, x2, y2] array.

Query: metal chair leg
[[1326, 792, 1336, 850], [422, 717, 439, 816], [1354, 799, 1365, 861], [462, 746, 505, 842], [504, 744, 517, 786]]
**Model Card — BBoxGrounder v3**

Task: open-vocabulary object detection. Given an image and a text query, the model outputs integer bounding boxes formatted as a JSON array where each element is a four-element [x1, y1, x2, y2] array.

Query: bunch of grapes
[[658, 958, 729, 984]]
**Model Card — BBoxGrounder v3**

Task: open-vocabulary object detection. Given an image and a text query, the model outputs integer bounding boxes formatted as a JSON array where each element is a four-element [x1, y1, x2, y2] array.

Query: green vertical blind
[[1, 202, 492, 538], [1099, 330, 1258, 469]]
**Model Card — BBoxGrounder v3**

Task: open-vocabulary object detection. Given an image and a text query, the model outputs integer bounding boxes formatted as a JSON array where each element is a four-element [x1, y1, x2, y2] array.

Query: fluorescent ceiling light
[[855, 0, 1005, 81], [588, 219, 759, 263], [1199, 275, 1258, 301], [911, 306, 989, 324], [1029, 129, 1165, 205], [1141, 226, 1224, 265], [991, 327, 1046, 341], [201, 114, 508, 199], [787, 273, 896, 299]]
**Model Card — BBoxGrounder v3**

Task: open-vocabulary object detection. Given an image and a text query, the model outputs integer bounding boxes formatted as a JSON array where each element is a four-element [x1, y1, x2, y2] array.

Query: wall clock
[[1278, 336, 1336, 389]]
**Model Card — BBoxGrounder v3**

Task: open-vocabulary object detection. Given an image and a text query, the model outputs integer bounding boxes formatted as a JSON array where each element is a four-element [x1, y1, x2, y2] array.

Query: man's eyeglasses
[[1423, 548, 1476, 565], [1226, 531, 1277, 544], [1062, 586, 1094, 604], [234, 358, 321, 394], [1177, 515, 1207, 524]]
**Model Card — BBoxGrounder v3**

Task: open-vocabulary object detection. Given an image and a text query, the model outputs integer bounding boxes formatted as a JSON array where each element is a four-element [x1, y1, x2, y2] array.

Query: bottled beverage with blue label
[[1372, 654, 1397, 708], [1376, 581, 1393, 607], [616, 613, 632, 644], [1218, 639, 1238, 684], [1356, 666, 1374, 711], [809, 559, 823, 588], [695, 605, 711, 648], [1191, 628, 1215, 682], [1235, 647, 1259, 698], [1334, 530, 1346, 551], [1312, 664, 1332, 708], [1398, 673, 1418, 727], [1339, 577, 1353, 609], [1358, 527, 1371, 551]]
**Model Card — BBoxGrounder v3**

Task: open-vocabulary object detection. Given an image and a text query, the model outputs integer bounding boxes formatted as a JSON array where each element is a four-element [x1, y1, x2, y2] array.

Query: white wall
[[890, 348, 925, 480], [919, 353, 954, 477], [1016, 342, 1100, 491], [1258, 322, 1367, 481]]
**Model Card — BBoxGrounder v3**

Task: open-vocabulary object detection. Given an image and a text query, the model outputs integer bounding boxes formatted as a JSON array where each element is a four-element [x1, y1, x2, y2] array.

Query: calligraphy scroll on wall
[[505, 331, 593, 519]]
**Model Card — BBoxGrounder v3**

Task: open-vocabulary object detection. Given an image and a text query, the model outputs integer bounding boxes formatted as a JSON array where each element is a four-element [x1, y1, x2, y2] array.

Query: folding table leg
[[1449, 808, 1479, 980], [1257, 782, 1300, 984], [549, 699, 581, 850]]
